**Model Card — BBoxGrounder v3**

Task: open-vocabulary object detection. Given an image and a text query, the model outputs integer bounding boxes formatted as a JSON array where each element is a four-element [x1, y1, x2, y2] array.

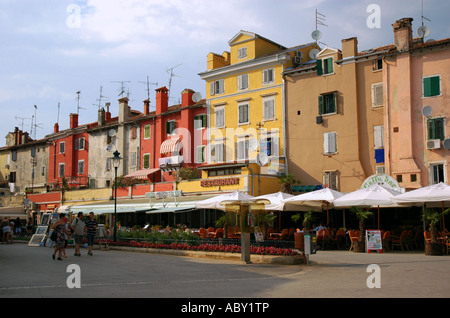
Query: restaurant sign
[[361, 174, 399, 189], [201, 178, 240, 187]]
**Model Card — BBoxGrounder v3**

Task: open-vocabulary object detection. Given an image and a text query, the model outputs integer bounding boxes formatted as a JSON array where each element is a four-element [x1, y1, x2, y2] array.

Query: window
[[166, 121, 176, 135], [213, 143, 225, 163], [427, 117, 445, 140], [78, 160, 84, 175], [11, 151, 17, 162], [373, 59, 383, 71], [430, 163, 445, 184], [371, 83, 383, 107], [194, 114, 207, 129], [31, 147, 36, 157], [106, 157, 111, 171], [144, 125, 151, 139], [319, 92, 337, 115], [323, 171, 338, 190], [58, 163, 65, 178], [324, 132, 337, 154], [374, 125, 384, 149], [130, 126, 137, 139], [237, 74, 249, 90], [238, 47, 247, 59], [143, 153, 150, 169], [261, 134, 279, 157], [423, 75, 440, 97], [317, 57, 333, 75], [214, 107, 225, 128], [130, 152, 137, 168], [263, 68, 275, 85], [196, 146, 205, 163], [238, 103, 249, 125], [235, 139, 249, 161], [59, 141, 65, 154], [263, 96, 275, 121], [79, 137, 85, 150], [210, 79, 224, 95]]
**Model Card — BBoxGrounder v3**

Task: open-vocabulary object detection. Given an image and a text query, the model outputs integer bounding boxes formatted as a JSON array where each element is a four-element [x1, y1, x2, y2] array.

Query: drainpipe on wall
[[246, 164, 255, 196]]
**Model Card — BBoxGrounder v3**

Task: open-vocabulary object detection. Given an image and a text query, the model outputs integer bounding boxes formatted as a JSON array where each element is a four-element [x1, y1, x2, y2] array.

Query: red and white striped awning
[[124, 168, 160, 179], [160, 137, 182, 154]]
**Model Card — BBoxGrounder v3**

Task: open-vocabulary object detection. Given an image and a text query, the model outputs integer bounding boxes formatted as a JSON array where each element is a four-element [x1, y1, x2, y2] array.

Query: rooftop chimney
[[341, 37, 358, 58], [98, 107, 106, 126], [105, 102, 112, 122], [70, 113, 79, 129], [393, 18, 414, 52], [143, 99, 150, 115], [181, 89, 195, 107], [54, 123, 59, 133], [155, 86, 169, 115], [118, 97, 130, 123]]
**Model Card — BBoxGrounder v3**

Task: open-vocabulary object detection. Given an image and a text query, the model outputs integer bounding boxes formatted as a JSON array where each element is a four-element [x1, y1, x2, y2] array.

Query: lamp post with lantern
[[112, 150, 121, 242]]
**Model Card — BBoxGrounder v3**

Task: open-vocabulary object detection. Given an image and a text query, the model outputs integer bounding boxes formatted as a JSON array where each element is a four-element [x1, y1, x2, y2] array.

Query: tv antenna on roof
[[15, 116, 31, 131], [30, 105, 43, 140], [312, 9, 327, 46], [166, 63, 182, 102], [138, 76, 158, 106], [418, 0, 431, 39], [111, 81, 131, 98], [94, 86, 109, 110], [75, 91, 86, 115]]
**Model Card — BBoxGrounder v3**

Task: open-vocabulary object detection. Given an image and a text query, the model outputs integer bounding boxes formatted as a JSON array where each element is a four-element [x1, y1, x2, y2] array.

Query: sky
[[1, 0, 449, 146]]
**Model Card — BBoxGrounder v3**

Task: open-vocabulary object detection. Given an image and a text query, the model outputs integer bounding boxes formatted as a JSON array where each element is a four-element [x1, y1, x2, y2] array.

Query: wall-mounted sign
[[201, 178, 240, 187], [361, 174, 399, 189]]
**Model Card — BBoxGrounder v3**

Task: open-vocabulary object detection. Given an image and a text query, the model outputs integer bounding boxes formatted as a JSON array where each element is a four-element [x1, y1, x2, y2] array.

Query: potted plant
[[276, 173, 301, 194], [422, 207, 449, 256], [351, 207, 373, 253]]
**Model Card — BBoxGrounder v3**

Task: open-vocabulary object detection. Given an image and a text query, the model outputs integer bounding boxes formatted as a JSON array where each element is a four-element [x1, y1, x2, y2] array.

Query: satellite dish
[[309, 49, 320, 60], [311, 29, 322, 41], [256, 153, 269, 166], [443, 139, 450, 150], [422, 105, 433, 117], [108, 129, 116, 137], [417, 25, 430, 38], [249, 138, 259, 151], [106, 144, 114, 152], [192, 92, 202, 103]]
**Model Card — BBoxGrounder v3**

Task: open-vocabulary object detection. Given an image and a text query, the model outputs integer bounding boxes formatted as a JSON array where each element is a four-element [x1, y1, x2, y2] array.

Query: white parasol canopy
[[194, 191, 256, 211], [334, 184, 402, 208], [282, 188, 344, 211], [390, 182, 450, 204], [253, 192, 294, 211]]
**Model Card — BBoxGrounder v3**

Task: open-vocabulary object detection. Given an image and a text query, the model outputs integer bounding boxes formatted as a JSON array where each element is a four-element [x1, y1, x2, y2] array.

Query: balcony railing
[[159, 156, 184, 168]]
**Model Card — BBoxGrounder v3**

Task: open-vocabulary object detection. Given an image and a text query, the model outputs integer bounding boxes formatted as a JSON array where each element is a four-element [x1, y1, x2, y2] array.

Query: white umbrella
[[334, 184, 402, 229], [194, 191, 255, 211], [391, 182, 450, 229], [254, 191, 294, 211], [282, 188, 345, 224]]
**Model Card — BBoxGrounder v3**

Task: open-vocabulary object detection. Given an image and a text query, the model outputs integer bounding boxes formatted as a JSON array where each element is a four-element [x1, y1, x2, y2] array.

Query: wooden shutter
[[424, 76, 440, 97], [210, 82, 215, 96], [316, 59, 323, 75], [374, 125, 384, 149], [326, 58, 333, 73], [318, 95, 324, 115]]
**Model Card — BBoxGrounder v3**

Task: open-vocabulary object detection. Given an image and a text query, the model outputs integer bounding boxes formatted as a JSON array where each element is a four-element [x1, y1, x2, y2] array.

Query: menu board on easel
[[366, 230, 383, 253]]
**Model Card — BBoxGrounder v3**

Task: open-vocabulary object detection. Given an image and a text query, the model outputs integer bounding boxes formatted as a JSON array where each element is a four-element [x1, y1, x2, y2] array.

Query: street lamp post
[[112, 150, 121, 242]]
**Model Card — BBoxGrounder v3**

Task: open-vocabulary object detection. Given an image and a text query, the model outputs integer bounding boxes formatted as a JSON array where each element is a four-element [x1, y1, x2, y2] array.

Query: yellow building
[[199, 31, 319, 193]]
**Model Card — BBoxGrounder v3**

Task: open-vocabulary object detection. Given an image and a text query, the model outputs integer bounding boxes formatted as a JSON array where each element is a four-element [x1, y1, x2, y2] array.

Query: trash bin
[[294, 232, 304, 251]]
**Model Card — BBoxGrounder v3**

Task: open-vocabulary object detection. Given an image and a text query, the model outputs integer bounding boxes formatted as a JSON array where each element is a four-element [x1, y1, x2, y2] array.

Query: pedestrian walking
[[85, 212, 98, 256], [2, 217, 12, 244], [71, 212, 86, 256], [52, 213, 69, 260]]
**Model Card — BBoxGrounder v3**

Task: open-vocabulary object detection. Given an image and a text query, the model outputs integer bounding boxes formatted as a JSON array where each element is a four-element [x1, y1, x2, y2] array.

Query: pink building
[[384, 18, 450, 189]]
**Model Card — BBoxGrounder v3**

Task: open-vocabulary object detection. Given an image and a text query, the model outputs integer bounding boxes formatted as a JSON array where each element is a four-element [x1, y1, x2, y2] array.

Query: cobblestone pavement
[[1, 242, 449, 302]]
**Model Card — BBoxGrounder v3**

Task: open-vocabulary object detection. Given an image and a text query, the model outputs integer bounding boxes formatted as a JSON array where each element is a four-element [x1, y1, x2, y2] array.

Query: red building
[[47, 113, 93, 189], [139, 87, 207, 182]]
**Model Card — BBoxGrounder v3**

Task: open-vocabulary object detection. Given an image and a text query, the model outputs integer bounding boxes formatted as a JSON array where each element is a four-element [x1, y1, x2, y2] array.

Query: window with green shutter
[[427, 117, 445, 140], [323, 57, 333, 74], [194, 114, 206, 129], [319, 92, 336, 115], [423, 76, 440, 97], [144, 125, 151, 139], [143, 153, 150, 169], [316, 59, 323, 75]]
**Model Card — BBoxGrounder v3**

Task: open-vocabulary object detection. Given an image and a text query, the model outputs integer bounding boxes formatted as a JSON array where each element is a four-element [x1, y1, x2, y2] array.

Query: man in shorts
[[71, 212, 86, 256], [85, 212, 98, 256]]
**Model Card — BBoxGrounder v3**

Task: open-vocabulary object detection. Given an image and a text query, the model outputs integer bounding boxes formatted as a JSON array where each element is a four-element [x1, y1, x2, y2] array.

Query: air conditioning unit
[[292, 56, 302, 65], [427, 139, 441, 150], [316, 116, 323, 124]]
